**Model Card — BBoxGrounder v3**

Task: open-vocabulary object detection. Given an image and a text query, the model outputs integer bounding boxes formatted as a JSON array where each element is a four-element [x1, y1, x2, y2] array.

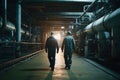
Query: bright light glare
[[61, 26, 64, 29], [54, 34, 61, 40]]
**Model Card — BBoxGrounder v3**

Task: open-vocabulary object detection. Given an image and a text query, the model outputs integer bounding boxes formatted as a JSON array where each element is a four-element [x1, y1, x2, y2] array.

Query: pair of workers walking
[[45, 31, 76, 71]]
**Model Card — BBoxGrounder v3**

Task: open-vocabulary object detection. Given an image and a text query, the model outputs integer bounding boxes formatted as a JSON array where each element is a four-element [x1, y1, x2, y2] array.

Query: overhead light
[[61, 26, 64, 29]]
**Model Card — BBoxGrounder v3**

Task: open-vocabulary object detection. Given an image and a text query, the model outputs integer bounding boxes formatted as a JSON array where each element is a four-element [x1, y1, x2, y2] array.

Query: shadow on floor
[[45, 71, 53, 80], [67, 70, 78, 80], [21, 67, 50, 71], [20, 67, 66, 72]]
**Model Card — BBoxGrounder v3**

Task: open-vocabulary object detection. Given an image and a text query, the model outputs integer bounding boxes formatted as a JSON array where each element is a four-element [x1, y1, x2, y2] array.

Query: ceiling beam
[[35, 21, 81, 26], [25, 12, 83, 20]]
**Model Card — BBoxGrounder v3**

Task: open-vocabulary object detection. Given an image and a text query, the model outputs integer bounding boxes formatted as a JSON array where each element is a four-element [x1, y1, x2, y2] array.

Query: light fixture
[[61, 26, 64, 29]]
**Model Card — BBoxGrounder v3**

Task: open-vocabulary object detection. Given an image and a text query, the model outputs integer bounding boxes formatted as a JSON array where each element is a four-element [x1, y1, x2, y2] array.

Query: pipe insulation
[[0, 18, 16, 30], [84, 8, 120, 34]]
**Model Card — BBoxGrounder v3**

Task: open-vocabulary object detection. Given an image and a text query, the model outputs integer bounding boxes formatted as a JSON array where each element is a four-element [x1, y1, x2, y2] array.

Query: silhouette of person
[[61, 31, 76, 70], [45, 32, 59, 71]]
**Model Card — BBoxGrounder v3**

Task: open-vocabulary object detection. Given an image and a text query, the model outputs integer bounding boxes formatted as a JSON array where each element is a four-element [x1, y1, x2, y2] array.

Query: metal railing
[[0, 41, 44, 63]]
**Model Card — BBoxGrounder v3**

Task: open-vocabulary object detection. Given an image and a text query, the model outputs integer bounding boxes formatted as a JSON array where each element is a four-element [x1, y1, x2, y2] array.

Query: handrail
[[0, 41, 44, 45]]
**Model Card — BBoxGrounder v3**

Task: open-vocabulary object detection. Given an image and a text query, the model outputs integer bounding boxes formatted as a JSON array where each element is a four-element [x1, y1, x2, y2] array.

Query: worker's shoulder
[[66, 35, 73, 39]]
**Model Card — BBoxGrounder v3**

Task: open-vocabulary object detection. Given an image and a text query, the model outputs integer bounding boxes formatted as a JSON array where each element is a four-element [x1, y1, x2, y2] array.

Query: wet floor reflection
[[55, 49, 65, 68]]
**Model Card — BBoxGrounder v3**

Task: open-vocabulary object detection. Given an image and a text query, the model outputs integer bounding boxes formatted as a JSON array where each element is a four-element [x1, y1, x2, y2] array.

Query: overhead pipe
[[84, 8, 120, 34], [78, 0, 98, 19]]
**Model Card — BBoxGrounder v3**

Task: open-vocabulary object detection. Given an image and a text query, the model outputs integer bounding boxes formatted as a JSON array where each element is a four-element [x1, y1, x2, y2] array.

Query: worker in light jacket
[[61, 31, 76, 70]]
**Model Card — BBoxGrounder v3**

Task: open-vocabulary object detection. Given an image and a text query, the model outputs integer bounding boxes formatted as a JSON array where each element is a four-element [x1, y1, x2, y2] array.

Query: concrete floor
[[0, 50, 119, 80]]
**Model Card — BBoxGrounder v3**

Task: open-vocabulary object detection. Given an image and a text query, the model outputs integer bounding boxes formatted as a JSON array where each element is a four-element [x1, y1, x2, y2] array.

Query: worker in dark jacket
[[45, 32, 59, 71], [62, 31, 76, 70]]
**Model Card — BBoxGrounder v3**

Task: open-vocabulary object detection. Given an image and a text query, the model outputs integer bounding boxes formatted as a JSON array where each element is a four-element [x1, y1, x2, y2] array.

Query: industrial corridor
[[0, 49, 119, 80], [0, 0, 120, 80]]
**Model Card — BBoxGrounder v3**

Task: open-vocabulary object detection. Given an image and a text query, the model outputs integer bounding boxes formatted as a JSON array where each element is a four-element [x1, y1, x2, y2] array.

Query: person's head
[[67, 31, 72, 35], [50, 32, 54, 36]]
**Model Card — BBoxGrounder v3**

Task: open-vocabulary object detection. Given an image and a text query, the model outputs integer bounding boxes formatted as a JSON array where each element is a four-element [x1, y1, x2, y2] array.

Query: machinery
[[75, 7, 120, 63]]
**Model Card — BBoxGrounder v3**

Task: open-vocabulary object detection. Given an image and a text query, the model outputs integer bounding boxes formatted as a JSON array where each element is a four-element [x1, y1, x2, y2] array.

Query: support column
[[15, 0, 21, 57], [97, 32, 107, 59], [75, 18, 78, 31], [29, 26, 32, 42], [16, 1, 21, 42], [84, 34, 92, 57], [84, 36, 88, 57], [2, 0, 7, 30], [111, 27, 120, 59]]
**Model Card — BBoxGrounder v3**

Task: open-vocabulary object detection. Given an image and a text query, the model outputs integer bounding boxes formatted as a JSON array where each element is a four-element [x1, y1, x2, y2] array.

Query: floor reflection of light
[[55, 48, 65, 68]]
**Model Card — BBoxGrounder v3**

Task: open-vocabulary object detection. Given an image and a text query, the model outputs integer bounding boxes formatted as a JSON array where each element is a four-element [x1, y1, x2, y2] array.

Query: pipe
[[79, 0, 98, 19], [0, 18, 16, 30], [6, 21, 16, 30], [16, 0, 21, 42], [2, 0, 7, 29], [84, 8, 120, 34]]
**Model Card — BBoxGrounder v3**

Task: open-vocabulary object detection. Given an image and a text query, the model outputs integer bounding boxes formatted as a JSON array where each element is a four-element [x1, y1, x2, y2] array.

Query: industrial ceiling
[[22, 0, 96, 31], [1, 0, 95, 32]]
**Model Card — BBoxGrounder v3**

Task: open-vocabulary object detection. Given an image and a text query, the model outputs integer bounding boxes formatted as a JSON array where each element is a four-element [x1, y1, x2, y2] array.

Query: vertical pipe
[[76, 18, 78, 24], [16, 0, 21, 57], [29, 26, 32, 41], [16, 0, 21, 42], [75, 18, 78, 29], [2, 0, 7, 29]]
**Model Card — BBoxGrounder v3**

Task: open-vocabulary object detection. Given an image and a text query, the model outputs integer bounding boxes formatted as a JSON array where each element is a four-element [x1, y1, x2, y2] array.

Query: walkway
[[0, 50, 119, 80]]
